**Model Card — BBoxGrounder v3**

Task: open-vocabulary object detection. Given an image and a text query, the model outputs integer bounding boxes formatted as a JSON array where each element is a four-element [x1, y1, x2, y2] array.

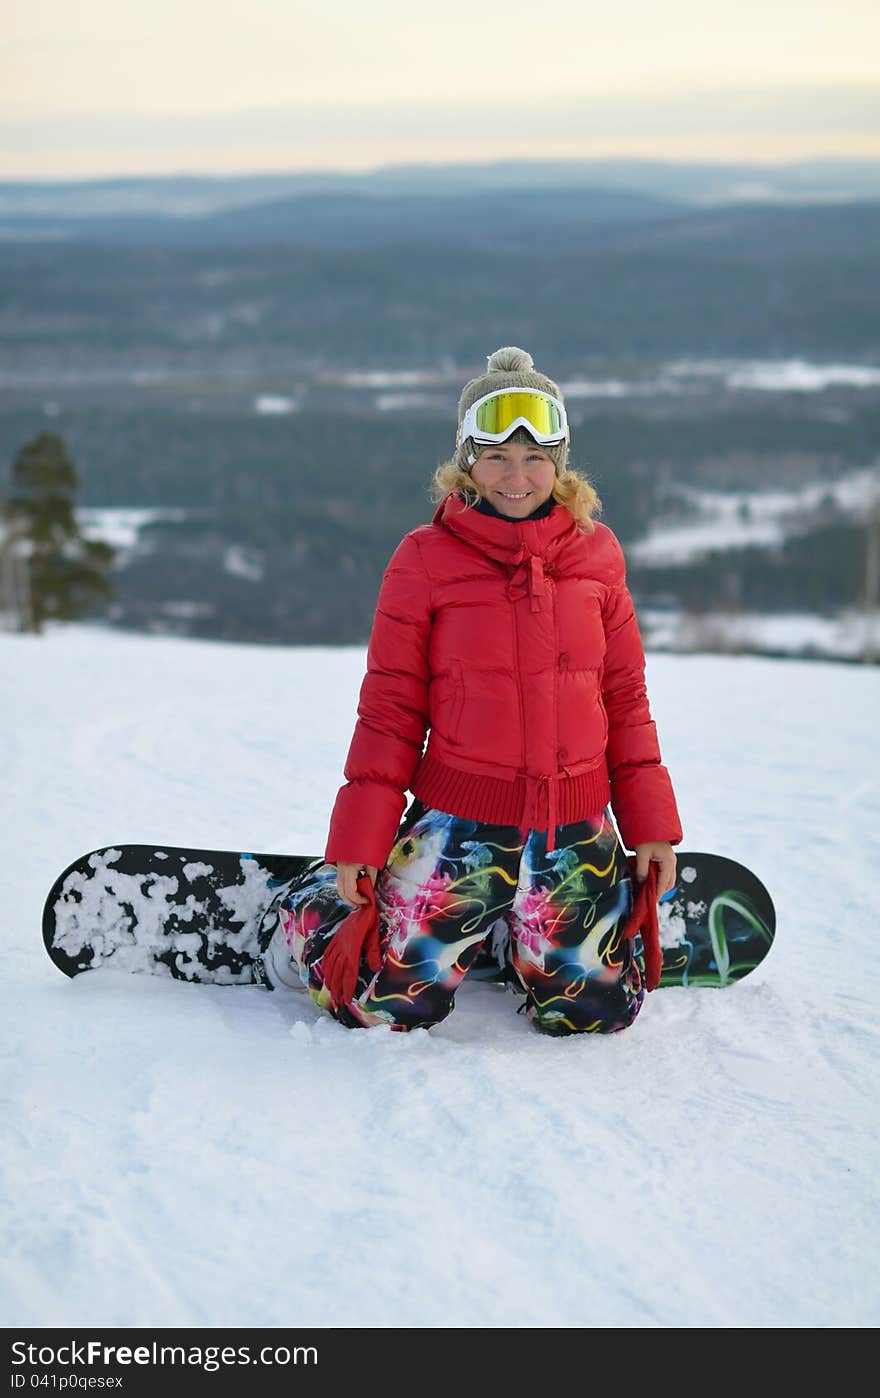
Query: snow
[[561, 357, 880, 399], [664, 357, 880, 393], [77, 507, 188, 550], [223, 545, 264, 582], [330, 369, 446, 388], [253, 395, 300, 415], [630, 464, 880, 566], [50, 847, 274, 983], [641, 606, 879, 661], [375, 392, 449, 411], [1, 625, 878, 1327]]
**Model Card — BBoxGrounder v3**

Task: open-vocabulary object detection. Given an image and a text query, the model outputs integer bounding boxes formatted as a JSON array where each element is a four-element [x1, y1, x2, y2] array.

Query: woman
[[271, 347, 683, 1035]]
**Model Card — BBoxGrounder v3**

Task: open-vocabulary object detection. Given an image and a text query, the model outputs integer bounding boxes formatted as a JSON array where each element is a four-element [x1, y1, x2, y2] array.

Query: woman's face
[[469, 441, 557, 517]]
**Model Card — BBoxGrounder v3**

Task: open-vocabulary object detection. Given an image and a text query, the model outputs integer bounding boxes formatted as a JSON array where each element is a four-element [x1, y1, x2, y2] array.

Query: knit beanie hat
[[455, 346, 570, 476]]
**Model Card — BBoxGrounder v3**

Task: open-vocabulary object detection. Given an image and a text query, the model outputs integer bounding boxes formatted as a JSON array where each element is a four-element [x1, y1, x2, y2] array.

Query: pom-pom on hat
[[455, 346, 569, 476]]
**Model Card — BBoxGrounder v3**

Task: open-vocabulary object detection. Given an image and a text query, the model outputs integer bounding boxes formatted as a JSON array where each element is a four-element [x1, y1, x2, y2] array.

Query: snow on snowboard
[[42, 844, 775, 992]]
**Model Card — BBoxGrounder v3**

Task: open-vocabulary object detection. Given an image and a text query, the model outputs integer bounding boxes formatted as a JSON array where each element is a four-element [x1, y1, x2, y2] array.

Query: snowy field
[[1, 625, 878, 1328]]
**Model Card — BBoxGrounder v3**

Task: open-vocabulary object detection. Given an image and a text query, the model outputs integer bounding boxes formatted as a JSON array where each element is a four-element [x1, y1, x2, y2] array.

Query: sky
[[3, 0, 880, 180]]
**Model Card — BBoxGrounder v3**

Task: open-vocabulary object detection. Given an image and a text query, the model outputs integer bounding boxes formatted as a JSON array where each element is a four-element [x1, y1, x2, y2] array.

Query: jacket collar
[[431, 490, 581, 569]]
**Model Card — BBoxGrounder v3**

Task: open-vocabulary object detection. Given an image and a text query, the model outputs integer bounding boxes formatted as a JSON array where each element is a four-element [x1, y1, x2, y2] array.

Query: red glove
[[322, 871, 383, 1008], [619, 857, 662, 992]]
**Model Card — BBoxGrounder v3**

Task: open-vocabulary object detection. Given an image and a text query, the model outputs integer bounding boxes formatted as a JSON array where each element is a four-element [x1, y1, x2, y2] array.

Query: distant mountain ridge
[[0, 184, 680, 247], [1, 154, 879, 228], [3, 182, 880, 254]]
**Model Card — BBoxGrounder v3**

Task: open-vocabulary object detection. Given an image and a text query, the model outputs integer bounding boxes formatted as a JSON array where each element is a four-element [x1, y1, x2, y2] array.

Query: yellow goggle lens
[[473, 391, 564, 439]]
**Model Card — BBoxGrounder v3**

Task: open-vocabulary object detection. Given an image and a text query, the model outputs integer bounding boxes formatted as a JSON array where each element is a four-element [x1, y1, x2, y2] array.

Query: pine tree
[[1, 432, 116, 633]]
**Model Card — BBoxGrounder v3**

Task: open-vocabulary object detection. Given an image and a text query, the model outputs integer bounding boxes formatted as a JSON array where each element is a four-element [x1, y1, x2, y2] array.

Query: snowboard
[[43, 845, 775, 991]]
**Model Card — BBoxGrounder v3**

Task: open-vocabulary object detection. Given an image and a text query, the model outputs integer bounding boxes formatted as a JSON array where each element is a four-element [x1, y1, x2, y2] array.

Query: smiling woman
[[272, 345, 683, 1038]]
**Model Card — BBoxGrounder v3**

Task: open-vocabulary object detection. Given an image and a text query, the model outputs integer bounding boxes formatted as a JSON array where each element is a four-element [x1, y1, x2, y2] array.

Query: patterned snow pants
[[277, 798, 644, 1036]]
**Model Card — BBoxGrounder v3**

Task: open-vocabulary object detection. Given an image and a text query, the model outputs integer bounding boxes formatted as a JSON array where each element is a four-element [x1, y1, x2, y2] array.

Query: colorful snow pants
[[277, 798, 644, 1036]]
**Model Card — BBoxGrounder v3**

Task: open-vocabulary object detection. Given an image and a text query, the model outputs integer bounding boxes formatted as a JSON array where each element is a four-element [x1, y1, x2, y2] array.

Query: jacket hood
[[431, 489, 582, 570], [431, 489, 587, 613]]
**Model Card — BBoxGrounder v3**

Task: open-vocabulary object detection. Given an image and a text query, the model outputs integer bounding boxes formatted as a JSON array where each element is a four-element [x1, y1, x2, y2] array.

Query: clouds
[[3, 1, 879, 176]]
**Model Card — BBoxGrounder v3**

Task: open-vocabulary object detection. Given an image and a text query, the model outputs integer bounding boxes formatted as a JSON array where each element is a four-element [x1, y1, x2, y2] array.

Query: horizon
[[3, 149, 880, 192]]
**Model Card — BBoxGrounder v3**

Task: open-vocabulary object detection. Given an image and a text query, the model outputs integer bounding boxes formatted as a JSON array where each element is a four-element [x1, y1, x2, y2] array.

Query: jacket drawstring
[[504, 548, 551, 613], [524, 772, 559, 853], [546, 773, 558, 852], [528, 554, 546, 612], [512, 547, 558, 846]]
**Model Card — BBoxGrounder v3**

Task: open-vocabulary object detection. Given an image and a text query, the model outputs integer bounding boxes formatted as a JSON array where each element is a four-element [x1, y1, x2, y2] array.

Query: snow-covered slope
[[1, 626, 877, 1327]]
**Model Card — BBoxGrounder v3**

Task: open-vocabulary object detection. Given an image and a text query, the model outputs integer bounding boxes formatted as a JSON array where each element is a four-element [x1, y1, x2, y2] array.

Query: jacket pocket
[[431, 659, 466, 744], [448, 658, 466, 741], [597, 694, 609, 752]]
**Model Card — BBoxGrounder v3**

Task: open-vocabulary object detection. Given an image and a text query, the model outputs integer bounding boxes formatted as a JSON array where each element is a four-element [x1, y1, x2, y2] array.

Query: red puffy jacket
[[325, 490, 682, 868]]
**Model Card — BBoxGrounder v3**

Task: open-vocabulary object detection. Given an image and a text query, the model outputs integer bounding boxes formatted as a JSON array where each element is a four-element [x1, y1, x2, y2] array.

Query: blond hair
[[429, 454, 602, 531]]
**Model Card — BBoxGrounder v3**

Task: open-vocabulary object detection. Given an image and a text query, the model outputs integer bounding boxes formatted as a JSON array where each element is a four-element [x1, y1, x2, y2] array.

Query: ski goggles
[[457, 388, 569, 449]]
